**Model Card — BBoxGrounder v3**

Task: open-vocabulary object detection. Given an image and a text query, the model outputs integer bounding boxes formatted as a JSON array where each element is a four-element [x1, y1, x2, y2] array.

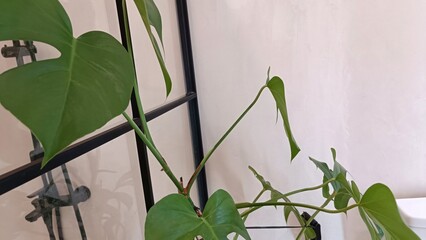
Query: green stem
[[240, 189, 266, 222], [186, 85, 268, 194], [233, 189, 266, 240], [238, 179, 335, 220], [123, 112, 184, 193], [295, 192, 337, 240], [236, 201, 358, 215], [122, 0, 155, 145], [279, 178, 336, 198]]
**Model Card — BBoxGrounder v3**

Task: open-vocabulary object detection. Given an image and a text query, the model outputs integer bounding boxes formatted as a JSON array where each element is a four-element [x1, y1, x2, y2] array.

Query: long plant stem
[[233, 189, 267, 240], [241, 189, 266, 222], [295, 192, 337, 240], [186, 85, 268, 194], [239, 179, 335, 219], [236, 201, 358, 215], [122, 0, 155, 145], [279, 178, 336, 198], [123, 112, 184, 193]]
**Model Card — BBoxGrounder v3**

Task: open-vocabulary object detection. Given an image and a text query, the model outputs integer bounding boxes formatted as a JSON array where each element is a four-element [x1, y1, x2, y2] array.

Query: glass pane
[[0, 132, 146, 239], [127, 0, 188, 111], [146, 103, 200, 207]]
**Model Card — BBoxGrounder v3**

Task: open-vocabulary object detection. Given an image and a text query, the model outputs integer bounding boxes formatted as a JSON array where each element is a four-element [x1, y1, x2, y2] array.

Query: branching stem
[[123, 112, 184, 193], [236, 201, 358, 215]]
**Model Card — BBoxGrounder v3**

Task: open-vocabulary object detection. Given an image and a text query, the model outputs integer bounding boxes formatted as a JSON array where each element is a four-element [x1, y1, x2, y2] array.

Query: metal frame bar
[[176, 0, 209, 209]]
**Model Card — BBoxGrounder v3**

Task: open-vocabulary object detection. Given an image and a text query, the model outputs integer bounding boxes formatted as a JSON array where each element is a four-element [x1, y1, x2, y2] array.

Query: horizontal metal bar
[[246, 226, 304, 229], [145, 92, 197, 121], [0, 92, 197, 195]]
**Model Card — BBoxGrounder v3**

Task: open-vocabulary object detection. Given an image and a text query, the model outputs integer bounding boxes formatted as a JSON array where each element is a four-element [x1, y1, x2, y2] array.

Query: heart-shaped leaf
[[145, 189, 251, 240], [360, 184, 420, 240], [0, 0, 134, 166], [266, 76, 300, 160]]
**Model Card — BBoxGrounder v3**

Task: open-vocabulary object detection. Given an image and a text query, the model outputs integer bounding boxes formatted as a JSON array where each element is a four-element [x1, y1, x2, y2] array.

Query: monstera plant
[[0, 0, 419, 239]]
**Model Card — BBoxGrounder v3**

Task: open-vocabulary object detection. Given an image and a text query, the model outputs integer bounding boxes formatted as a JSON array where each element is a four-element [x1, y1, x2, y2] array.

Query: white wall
[[188, 0, 426, 239]]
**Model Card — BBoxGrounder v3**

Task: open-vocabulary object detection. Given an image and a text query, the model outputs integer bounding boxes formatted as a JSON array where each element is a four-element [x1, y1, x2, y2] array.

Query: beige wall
[[188, 0, 425, 239]]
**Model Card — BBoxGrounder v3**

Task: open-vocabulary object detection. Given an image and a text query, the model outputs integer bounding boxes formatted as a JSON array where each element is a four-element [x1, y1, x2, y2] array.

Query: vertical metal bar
[[175, 0, 209, 209], [115, 0, 155, 210], [61, 165, 87, 240]]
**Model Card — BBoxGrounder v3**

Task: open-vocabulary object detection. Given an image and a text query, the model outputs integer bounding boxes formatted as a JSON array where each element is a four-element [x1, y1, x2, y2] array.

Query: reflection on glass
[[0, 133, 146, 239]]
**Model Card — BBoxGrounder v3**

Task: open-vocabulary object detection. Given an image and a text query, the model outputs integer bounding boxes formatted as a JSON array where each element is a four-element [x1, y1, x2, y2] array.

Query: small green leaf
[[334, 188, 351, 211], [322, 176, 331, 198], [133, 0, 172, 96], [0, 0, 134, 166], [283, 206, 292, 222], [360, 184, 420, 240], [266, 76, 300, 160], [331, 149, 347, 177], [145, 190, 251, 240], [351, 181, 361, 202], [145, 0, 163, 46], [248, 166, 273, 191], [331, 148, 337, 161], [309, 157, 334, 180], [304, 227, 316, 240], [249, 166, 304, 227]]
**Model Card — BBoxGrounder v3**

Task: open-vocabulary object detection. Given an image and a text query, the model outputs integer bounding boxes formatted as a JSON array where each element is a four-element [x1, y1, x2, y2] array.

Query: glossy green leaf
[[133, 0, 172, 96], [334, 188, 351, 210], [266, 76, 300, 160], [283, 206, 292, 222], [145, 0, 163, 45], [145, 190, 251, 240], [309, 157, 337, 198], [322, 176, 331, 198], [0, 0, 134, 166], [304, 227, 316, 240], [360, 184, 420, 240], [310, 149, 348, 198], [351, 181, 361, 202]]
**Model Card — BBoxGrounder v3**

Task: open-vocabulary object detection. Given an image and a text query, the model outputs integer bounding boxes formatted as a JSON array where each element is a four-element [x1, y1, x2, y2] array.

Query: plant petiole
[[186, 85, 268, 194], [123, 112, 184, 193]]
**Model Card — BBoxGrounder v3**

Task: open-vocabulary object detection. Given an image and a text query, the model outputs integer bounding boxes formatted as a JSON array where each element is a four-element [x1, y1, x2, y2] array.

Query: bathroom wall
[[187, 0, 426, 239], [0, 0, 195, 239]]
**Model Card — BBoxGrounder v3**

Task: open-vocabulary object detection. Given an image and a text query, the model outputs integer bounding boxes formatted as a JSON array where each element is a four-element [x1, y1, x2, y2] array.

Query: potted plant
[[0, 0, 419, 239]]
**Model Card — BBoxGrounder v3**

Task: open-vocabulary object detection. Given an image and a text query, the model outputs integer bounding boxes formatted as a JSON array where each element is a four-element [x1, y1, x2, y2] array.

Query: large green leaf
[[360, 184, 420, 240], [0, 0, 134, 166], [266, 76, 300, 160], [145, 190, 251, 240], [133, 0, 172, 96]]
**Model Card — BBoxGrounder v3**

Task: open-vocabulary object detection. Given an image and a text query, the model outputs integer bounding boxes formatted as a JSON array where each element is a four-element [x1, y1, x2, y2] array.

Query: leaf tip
[[290, 144, 301, 161]]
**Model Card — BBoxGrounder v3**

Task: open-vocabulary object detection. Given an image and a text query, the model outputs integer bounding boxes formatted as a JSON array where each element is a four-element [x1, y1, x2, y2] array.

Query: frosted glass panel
[[146, 103, 200, 207], [0, 132, 146, 239]]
